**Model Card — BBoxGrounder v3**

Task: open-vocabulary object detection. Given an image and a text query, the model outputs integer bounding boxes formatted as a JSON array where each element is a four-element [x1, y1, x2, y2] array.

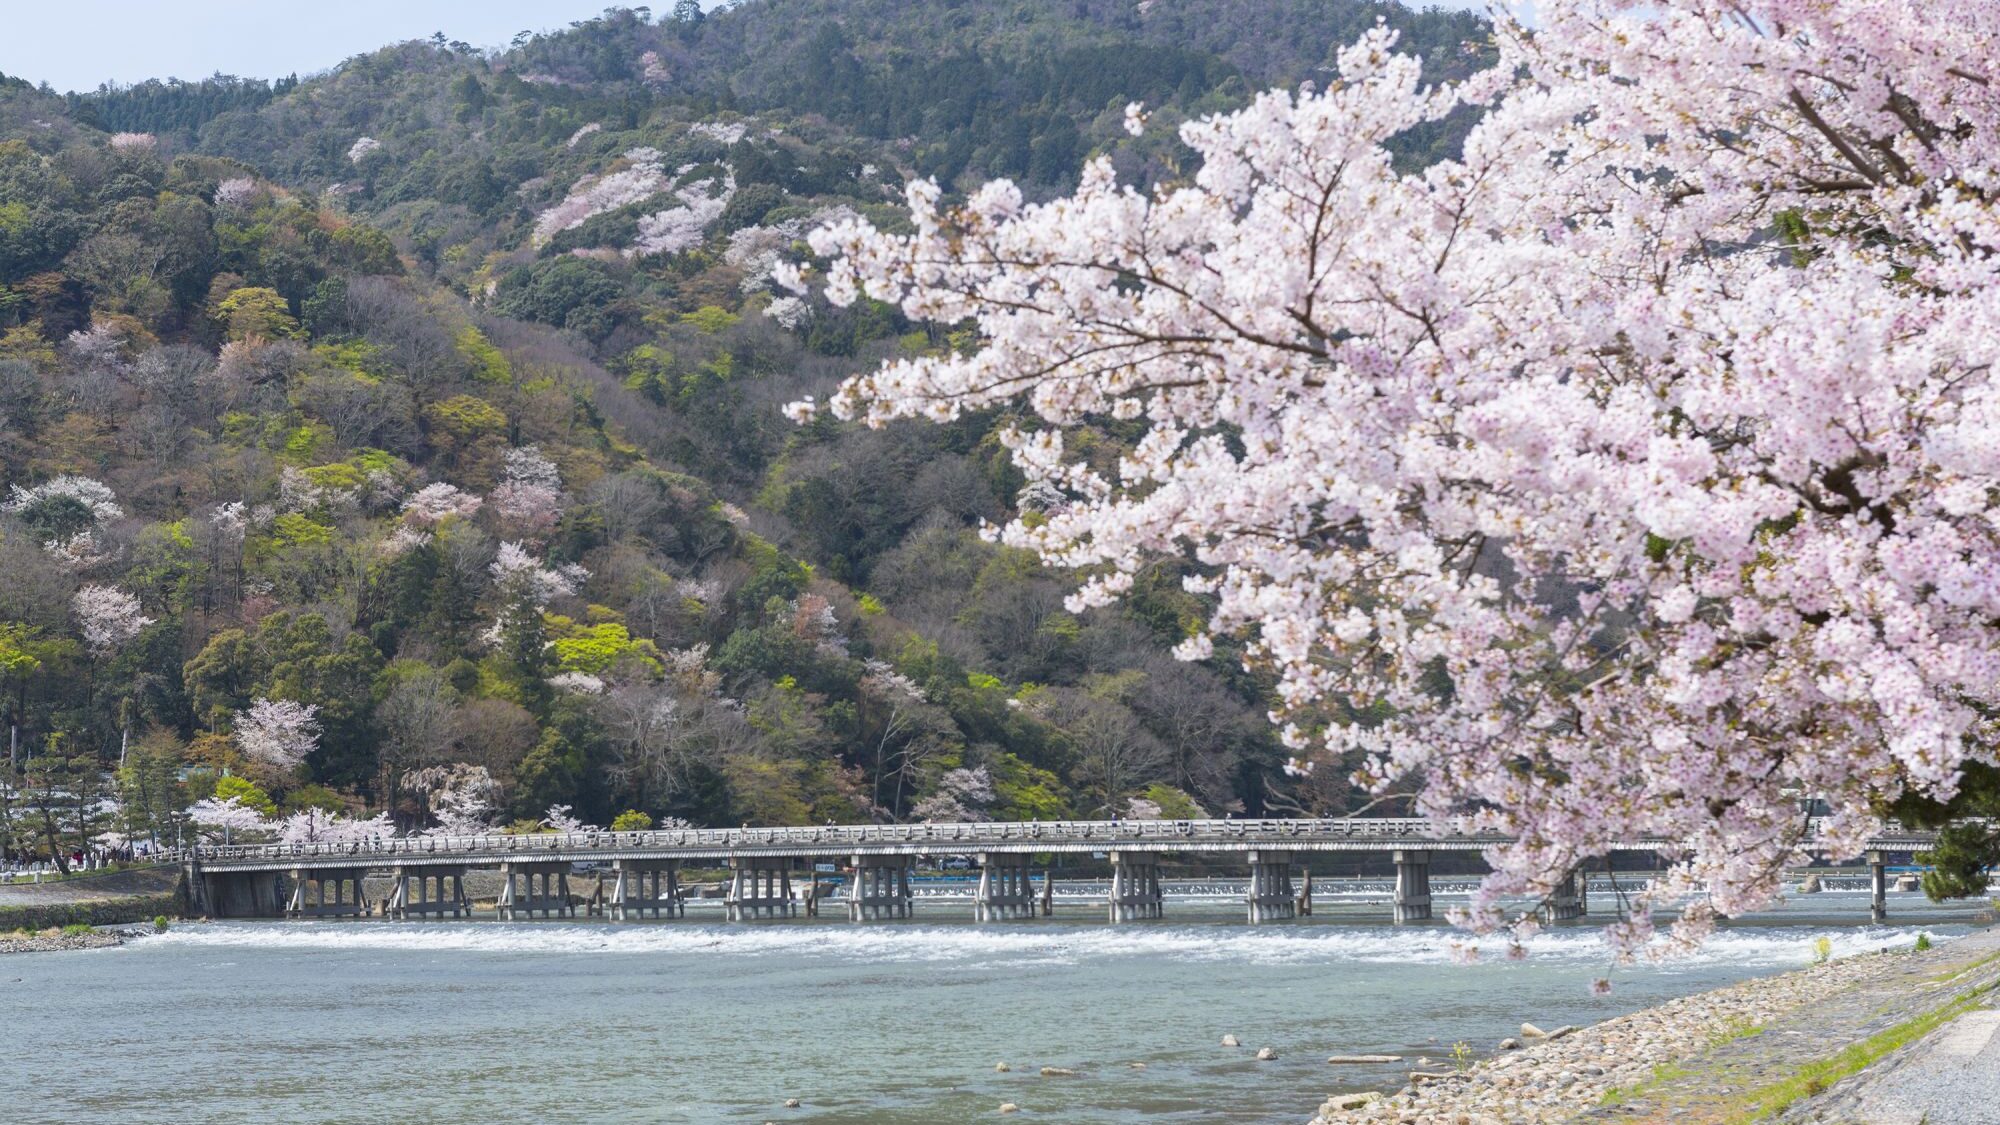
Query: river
[[7, 882, 1988, 1124]]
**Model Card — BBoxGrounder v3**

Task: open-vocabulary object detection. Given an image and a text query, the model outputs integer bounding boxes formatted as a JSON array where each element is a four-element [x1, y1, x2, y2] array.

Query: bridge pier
[[201, 869, 286, 918], [1870, 850, 1887, 922], [974, 853, 1036, 921], [287, 866, 371, 919], [1108, 850, 1163, 923], [386, 865, 469, 920], [497, 861, 575, 920], [727, 856, 796, 920], [610, 859, 683, 920], [1542, 867, 1586, 922], [1246, 849, 1296, 923], [847, 854, 914, 921], [1393, 849, 1431, 924]]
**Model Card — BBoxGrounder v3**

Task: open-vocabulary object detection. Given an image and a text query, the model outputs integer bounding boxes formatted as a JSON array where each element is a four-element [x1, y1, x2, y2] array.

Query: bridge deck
[[185, 817, 1943, 874]]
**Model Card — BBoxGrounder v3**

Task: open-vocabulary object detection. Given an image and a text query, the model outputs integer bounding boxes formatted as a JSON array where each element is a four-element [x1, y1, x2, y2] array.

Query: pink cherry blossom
[[796, 2, 2000, 954]]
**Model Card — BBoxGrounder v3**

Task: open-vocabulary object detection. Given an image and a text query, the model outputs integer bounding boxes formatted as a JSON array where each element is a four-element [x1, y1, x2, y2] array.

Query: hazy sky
[[0, 1, 634, 94]]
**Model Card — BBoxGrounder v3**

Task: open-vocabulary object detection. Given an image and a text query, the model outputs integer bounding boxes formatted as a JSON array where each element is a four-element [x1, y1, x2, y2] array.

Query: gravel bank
[[0, 928, 127, 954], [1309, 928, 2000, 1125]]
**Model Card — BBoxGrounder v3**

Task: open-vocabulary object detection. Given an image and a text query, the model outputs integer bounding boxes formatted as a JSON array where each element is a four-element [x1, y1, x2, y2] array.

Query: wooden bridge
[[182, 817, 1945, 925]]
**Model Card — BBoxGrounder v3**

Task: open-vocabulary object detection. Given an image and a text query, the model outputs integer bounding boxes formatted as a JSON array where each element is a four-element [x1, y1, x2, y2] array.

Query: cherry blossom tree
[[401, 482, 484, 525], [492, 446, 565, 539], [275, 807, 393, 845], [794, 1, 2000, 953], [72, 586, 151, 654], [233, 698, 321, 769], [405, 763, 502, 837], [187, 795, 269, 843], [540, 804, 597, 833]]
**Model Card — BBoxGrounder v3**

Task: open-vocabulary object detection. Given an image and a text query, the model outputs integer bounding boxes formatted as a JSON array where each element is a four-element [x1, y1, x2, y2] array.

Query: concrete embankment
[[1309, 925, 2000, 1125], [0, 865, 183, 932]]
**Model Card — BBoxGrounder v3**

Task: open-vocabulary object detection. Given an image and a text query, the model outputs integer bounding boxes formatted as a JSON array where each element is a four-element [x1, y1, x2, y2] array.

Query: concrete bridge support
[[201, 869, 286, 918], [727, 856, 796, 921], [1393, 849, 1432, 924], [1246, 850, 1296, 923], [386, 866, 469, 920], [610, 859, 683, 920], [847, 854, 915, 921], [1870, 850, 1887, 923], [497, 861, 575, 920], [1108, 850, 1163, 923], [1543, 867, 1587, 922], [974, 853, 1036, 921], [287, 866, 371, 918]]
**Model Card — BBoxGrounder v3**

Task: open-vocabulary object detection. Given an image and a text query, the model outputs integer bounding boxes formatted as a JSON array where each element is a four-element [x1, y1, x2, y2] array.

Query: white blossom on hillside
[[532, 148, 672, 244], [764, 296, 810, 330], [687, 121, 746, 145], [108, 132, 156, 152], [6, 474, 124, 525], [347, 136, 382, 163], [214, 177, 258, 207], [548, 670, 607, 695], [911, 767, 995, 823], [233, 698, 321, 768], [490, 541, 584, 603], [630, 172, 733, 258], [401, 482, 483, 525], [566, 122, 602, 148], [73, 586, 151, 653]]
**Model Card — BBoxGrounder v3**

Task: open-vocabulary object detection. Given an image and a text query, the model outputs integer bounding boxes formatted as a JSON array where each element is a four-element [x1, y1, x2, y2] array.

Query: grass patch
[[1726, 984, 1995, 1122]]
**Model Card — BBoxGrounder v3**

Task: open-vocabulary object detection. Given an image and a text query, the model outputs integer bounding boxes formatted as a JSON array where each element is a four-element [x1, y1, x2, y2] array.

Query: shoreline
[[1309, 925, 2000, 1125]]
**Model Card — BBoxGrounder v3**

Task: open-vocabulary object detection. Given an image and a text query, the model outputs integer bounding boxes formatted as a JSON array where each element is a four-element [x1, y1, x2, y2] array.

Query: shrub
[[60, 923, 94, 936], [153, 915, 171, 933], [1915, 933, 1933, 952], [611, 810, 654, 831]]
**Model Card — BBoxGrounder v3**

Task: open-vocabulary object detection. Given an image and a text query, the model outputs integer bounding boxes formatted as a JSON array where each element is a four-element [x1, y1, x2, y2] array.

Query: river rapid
[[6, 885, 1987, 1124]]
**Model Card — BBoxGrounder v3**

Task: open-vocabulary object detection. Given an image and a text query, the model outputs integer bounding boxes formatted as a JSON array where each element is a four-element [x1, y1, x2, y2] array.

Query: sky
[[0, 1, 637, 94]]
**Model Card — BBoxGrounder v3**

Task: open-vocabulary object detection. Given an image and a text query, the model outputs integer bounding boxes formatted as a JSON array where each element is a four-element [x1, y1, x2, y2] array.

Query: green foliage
[[1812, 936, 1832, 964], [1915, 932, 1933, 952], [153, 915, 171, 932], [213, 776, 277, 815], [611, 810, 653, 831], [215, 286, 299, 340]]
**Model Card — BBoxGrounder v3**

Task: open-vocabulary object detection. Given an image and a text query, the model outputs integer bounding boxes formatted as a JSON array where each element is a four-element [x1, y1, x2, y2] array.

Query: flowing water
[[7, 883, 1989, 1124]]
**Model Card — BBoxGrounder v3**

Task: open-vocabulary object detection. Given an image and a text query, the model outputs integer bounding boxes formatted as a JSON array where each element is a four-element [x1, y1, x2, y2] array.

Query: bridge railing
[[186, 816, 1503, 864], [182, 815, 1950, 866]]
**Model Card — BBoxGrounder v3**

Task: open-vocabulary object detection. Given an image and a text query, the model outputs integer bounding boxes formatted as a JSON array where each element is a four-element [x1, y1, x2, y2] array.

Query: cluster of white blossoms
[[233, 698, 322, 768], [796, 1, 2000, 954], [492, 445, 565, 539], [533, 147, 674, 245], [631, 171, 735, 258], [72, 585, 151, 654], [213, 177, 258, 207], [347, 136, 382, 163]]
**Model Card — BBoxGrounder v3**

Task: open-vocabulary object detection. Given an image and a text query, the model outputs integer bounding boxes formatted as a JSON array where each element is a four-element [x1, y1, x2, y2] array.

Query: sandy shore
[[1309, 926, 2000, 1125]]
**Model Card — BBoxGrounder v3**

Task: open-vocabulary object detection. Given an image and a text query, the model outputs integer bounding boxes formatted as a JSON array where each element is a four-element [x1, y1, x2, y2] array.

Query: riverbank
[[1310, 925, 2000, 1125], [0, 865, 182, 932], [0, 926, 129, 954]]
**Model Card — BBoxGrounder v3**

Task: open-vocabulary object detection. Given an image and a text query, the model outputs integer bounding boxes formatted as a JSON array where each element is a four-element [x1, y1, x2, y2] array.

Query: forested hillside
[[0, 1, 1486, 859]]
